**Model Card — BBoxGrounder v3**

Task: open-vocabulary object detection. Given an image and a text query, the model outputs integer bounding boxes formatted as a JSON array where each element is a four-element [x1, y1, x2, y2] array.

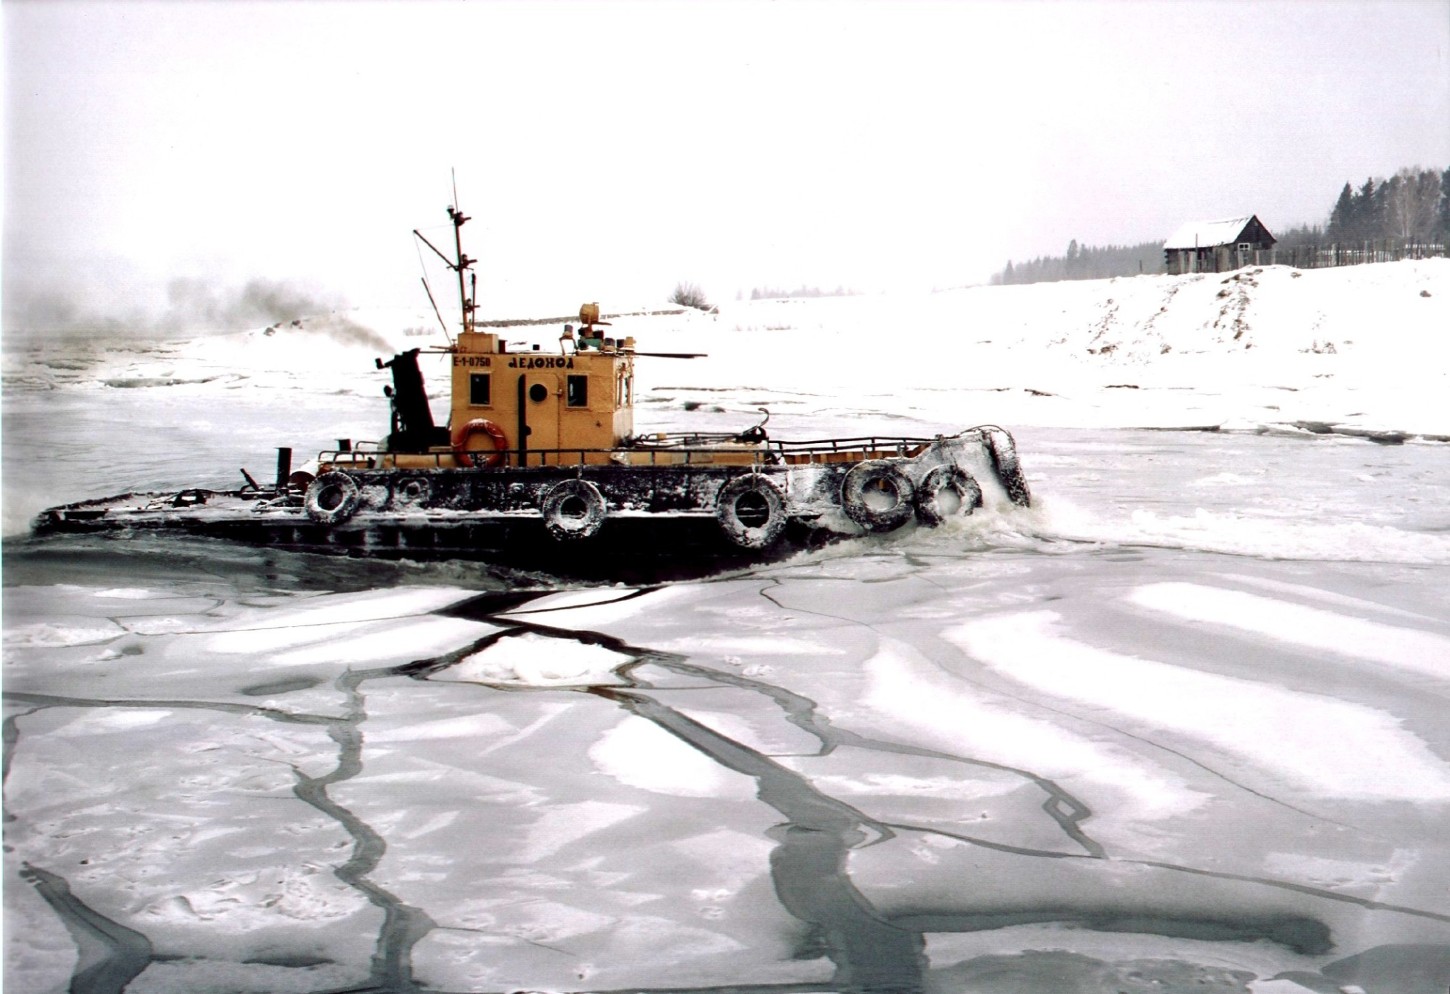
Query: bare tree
[[670, 281, 711, 311], [1385, 167, 1442, 242]]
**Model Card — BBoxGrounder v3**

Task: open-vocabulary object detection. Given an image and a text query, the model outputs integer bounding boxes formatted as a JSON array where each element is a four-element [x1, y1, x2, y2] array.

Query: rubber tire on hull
[[841, 460, 915, 532], [984, 427, 1032, 508], [305, 471, 361, 525], [716, 475, 787, 550], [392, 475, 432, 507], [915, 466, 983, 526], [540, 479, 607, 541]]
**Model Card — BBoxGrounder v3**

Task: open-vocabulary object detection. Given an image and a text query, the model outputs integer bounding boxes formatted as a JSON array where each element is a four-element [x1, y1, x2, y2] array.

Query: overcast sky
[[5, 0, 1448, 326]]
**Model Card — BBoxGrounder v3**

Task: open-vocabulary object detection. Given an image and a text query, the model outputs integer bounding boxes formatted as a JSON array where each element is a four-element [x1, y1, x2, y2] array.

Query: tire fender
[[716, 475, 787, 550], [305, 471, 361, 525], [540, 479, 607, 541], [984, 427, 1032, 508], [841, 460, 915, 532], [392, 475, 432, 507], [914, 465, 983, 526]]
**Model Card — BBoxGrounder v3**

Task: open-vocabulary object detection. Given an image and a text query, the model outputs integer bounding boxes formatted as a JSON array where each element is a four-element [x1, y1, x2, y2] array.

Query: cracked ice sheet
[[857, 636, 1212, 852], [498, 584, 694, 629], [434, 630, 632, 687], [853, 817, 1450, 974], [920, 925, 1326, 990], [3, 584, 497, 713], [331, 675, 824, 991], [590, 715, 761, 798], [3, 705, 377, 994], [194, 586, 492, 660], [1127, 581, 1450, 681], [945, 609, 1450, 802]]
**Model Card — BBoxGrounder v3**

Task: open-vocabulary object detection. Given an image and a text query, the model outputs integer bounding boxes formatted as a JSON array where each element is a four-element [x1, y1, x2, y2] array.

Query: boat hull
[[34, 500, 839, 581], [34, 429, 1031, 581]]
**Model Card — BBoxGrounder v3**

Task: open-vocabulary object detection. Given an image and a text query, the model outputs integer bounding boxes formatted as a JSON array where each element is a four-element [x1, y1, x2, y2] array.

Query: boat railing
[[319, 445, 779, 470], [769, 435, 935, 455], [316, 433, 956, 472]]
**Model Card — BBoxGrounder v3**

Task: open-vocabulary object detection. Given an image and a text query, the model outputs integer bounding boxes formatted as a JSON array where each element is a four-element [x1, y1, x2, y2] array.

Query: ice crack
[[18, 862, 153, 994], [3, 680, 438, 993], [642, 657, 1106, 859], [596, 687, 926, 994], [290, 666, 439, 993]]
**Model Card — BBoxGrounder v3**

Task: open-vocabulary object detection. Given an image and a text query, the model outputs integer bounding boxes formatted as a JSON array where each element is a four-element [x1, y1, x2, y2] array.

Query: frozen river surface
[[6, 425, 1450, 994], [5, 264, 1450, 992]]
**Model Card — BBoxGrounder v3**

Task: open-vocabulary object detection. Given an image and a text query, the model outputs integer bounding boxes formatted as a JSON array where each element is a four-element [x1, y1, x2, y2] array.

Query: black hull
[[33, 505, 845, 582]]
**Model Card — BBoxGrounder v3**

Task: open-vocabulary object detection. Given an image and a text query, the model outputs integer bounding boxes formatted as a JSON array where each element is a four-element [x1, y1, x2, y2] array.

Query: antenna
[[445, 170, 474, 337], [414, 171, 476, 338], [420, 277, 452, 345], [447, 204, 473, 336], [413, 228, 453, 346]]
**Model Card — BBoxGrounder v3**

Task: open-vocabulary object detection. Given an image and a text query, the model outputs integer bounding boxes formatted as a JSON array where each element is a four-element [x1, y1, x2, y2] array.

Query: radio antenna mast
[[445, 170, 475, 337]]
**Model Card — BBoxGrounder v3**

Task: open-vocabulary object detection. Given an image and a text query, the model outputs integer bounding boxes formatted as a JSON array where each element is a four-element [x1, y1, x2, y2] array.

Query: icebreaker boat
[[36, 203, 1031, 580]]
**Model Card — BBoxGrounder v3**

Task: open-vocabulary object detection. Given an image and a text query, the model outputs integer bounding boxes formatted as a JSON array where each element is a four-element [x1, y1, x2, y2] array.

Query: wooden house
[[1163, 216, 1276, 275]]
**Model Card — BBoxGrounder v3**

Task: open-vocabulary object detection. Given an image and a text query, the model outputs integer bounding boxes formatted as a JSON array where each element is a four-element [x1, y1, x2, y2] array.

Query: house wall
[[1238, 216, 1275, 248], [1165, 238, 1274, 275]]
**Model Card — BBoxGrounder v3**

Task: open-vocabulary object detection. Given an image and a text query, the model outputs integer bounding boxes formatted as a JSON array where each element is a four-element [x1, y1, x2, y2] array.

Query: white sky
[[4, 0, 1449, 324]]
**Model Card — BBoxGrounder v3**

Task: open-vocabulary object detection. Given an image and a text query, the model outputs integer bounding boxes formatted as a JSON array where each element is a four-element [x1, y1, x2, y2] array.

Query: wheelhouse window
[[470, 373, 491, 406], [567, 375, 588, 408]]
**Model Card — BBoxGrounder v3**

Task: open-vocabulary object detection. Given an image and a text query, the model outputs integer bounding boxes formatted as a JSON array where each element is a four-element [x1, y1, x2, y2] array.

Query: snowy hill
[[627, 258, 1450, 440]]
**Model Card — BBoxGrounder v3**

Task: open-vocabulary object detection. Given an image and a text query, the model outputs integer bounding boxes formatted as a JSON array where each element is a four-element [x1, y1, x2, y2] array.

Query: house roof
[[1163, 216, 1263, 250]]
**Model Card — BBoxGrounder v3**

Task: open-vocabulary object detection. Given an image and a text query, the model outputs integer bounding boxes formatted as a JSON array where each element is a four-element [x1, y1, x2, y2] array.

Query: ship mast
[[447, 205, 475, 336], [413, 200, 477, 341]]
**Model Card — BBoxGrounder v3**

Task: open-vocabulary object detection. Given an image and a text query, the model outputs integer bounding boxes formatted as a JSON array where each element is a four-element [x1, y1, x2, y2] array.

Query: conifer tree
[[1354, 178, 1377, 241], [1328, 182, 1354, 241], [1371, 179, 1391, 241]]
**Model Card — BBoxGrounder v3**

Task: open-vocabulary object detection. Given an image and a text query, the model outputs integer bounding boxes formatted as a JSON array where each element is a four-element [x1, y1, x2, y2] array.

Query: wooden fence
[[1172, 240, 1446, 274]]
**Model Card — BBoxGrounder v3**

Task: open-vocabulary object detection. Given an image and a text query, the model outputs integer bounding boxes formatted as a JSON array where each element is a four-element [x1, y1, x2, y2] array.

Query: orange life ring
[[451, 418, 509, 468]]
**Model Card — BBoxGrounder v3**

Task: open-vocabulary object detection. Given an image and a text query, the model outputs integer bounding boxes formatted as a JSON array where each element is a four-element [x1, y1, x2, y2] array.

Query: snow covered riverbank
[[641, 258, 1450, 441]]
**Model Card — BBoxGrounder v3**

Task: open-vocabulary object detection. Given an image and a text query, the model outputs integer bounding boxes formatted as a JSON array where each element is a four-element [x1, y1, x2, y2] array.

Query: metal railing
[[317, 432, 952, 473]]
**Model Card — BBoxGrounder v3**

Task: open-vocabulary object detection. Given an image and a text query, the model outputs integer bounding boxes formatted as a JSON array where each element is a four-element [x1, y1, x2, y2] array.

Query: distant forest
[[738, 285, 860, 301], [992, 165, 1450, 286]]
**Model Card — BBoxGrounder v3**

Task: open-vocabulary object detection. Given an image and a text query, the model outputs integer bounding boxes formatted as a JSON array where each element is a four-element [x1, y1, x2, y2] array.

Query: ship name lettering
[[506, 356, 575, 370]]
